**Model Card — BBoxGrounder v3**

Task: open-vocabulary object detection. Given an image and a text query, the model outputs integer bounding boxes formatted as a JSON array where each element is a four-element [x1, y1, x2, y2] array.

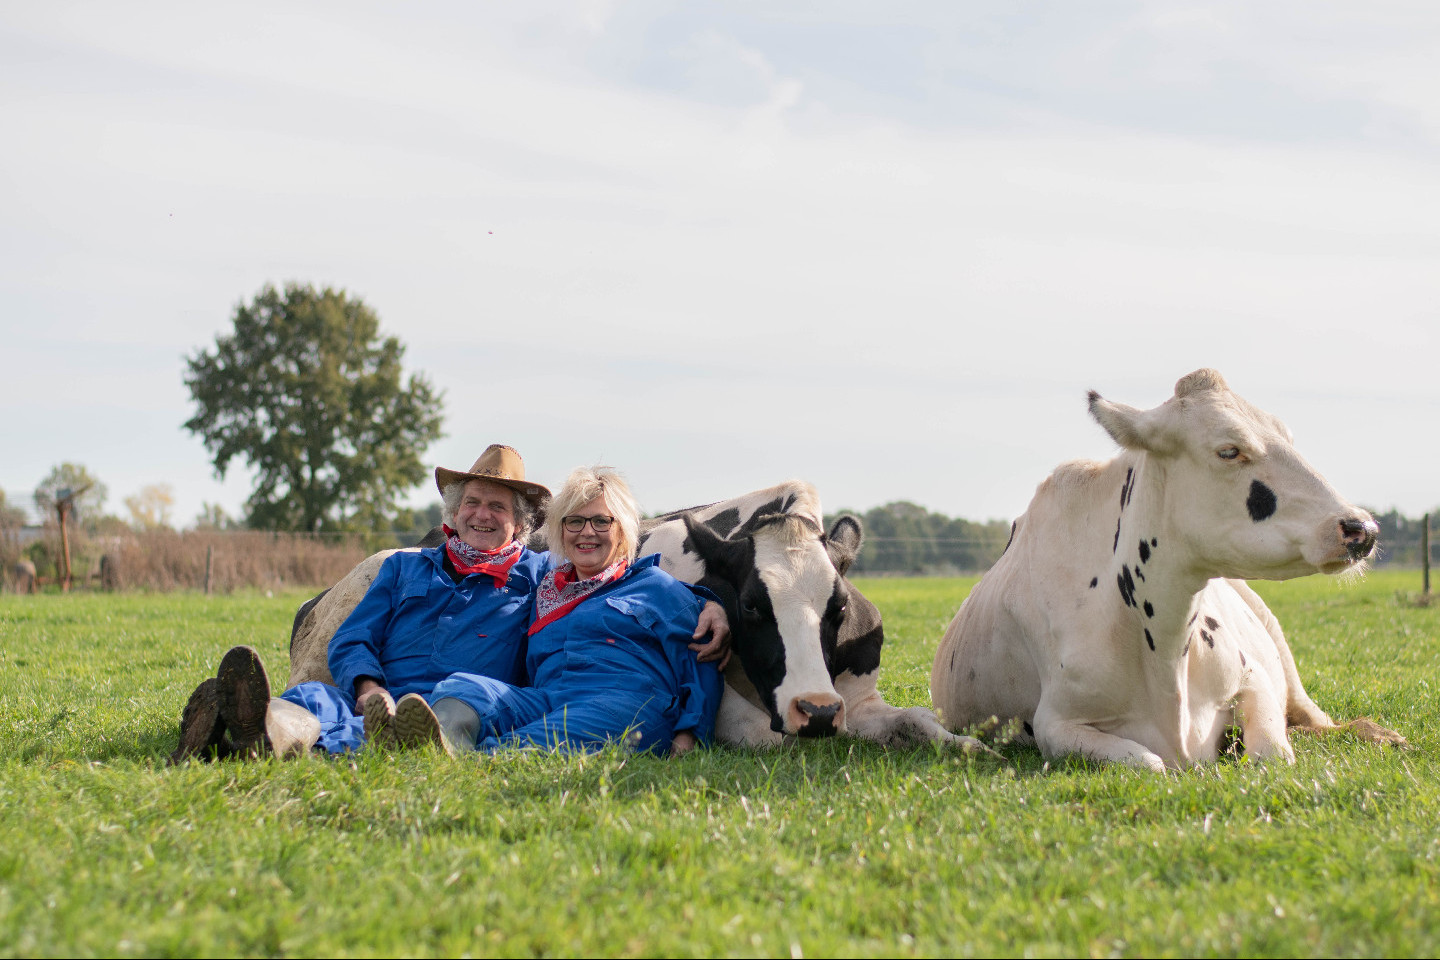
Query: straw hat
[[434, 444, 550, 507]]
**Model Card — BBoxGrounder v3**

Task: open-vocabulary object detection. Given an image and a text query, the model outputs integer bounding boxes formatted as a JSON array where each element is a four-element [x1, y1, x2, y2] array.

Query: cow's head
[[682, 512, 864, 736], [1088, 368, 1378, 579]]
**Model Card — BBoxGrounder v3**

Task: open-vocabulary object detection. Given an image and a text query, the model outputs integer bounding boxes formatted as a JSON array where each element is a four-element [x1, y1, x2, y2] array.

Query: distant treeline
[[1369, 509, 1439, 567], [823, 502, 1438, 576], [825, 502, 1013, 575]]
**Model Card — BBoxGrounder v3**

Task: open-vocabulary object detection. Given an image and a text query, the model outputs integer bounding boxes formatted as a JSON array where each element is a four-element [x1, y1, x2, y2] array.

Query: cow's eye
[[1217, 446, 1241, 461]]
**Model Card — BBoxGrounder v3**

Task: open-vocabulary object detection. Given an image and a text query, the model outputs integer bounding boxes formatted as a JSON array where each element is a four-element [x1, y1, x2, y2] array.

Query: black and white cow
[[287, 481, 986, 751], [639, 481, 985, 749]]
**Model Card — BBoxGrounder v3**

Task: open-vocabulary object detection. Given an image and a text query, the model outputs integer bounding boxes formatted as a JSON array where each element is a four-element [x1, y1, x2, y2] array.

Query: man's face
[[453, 479, 518, 552]]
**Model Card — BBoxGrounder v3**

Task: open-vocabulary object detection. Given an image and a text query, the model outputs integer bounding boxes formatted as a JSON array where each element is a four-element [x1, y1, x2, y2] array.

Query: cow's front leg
[[1033, 704, 1167, 771], [1234, 682, 1296, 765], [714, 687, 784, 747], [836, 671, 997, 755]]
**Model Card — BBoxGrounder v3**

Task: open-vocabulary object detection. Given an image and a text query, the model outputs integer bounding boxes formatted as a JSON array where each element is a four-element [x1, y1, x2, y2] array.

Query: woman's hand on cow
[[670, 730, 698, 757], [690, 601, 732, 670]]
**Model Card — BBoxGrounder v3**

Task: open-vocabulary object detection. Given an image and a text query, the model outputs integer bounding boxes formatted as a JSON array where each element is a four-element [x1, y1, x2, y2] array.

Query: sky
[[2, 1, 1437, 529]]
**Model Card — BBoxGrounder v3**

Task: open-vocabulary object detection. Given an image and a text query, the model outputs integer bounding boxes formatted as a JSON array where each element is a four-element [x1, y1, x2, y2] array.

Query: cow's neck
[[1108, 454, 1208, 665]]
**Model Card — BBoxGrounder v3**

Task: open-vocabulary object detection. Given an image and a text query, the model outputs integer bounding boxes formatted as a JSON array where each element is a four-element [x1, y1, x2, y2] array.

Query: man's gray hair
[[441, 479, 538, 544]]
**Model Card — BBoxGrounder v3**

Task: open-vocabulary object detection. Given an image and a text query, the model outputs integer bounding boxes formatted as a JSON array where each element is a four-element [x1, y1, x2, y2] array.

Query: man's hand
[[690, 601, 732, 670], [355, 678, 394, 715], [670, 730, 698, 757]]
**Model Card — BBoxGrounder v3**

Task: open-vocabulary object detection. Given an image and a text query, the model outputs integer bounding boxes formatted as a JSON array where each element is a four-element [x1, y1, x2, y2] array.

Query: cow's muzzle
[[786, 694, 846, 737], [1340, 517, 1379, 561]]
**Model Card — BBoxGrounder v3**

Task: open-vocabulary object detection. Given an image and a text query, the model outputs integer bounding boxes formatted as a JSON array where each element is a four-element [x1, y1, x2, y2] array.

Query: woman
[[388, 466, 723, 757]]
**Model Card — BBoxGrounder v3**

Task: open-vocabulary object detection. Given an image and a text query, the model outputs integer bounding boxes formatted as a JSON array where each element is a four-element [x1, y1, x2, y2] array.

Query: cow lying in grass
[[291, 481, 987, 753], [930, 369, 1406, 770]]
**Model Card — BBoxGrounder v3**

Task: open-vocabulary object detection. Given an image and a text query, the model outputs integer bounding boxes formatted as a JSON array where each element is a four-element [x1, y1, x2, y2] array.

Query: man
[[170, 444, 728, 762]]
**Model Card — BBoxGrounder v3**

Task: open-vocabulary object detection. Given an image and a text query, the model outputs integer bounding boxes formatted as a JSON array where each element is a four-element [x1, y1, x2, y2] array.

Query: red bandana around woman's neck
[[528, 558, 629, 636], [442, 525, 523, 588]]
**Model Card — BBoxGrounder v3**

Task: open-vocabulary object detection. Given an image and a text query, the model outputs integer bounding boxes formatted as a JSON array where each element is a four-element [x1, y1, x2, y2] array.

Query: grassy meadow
[[0, 570, 1436, 957]]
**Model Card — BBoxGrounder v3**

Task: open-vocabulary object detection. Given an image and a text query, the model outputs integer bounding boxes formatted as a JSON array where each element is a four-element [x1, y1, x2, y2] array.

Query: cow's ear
[[682, 513, 749, 583], [825, 515, 863, 576], [1088, 391, 1178, 454]]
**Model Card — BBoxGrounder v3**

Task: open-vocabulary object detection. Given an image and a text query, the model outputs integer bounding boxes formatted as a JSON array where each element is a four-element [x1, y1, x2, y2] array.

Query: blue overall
[[427, 555, 723, 755], [280, 544, 549, 753]]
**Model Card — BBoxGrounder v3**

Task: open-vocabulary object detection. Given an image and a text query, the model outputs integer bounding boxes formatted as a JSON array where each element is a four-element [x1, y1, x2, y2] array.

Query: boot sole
[[392, 694, 454, 756], [363, 693, 396, 748], [216, 646, 272, 758], [169, 677, 226, 765]]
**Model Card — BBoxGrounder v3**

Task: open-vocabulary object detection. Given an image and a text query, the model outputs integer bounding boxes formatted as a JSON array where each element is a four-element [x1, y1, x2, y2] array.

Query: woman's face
[[563, 494, 620, 578]]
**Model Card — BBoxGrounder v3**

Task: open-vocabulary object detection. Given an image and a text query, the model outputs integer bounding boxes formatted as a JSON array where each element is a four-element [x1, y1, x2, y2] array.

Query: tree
[[193, 501, 239, 531], [33, 463, 108, 526], [184, 283, 445, 532], [124, 483, 176, 531]]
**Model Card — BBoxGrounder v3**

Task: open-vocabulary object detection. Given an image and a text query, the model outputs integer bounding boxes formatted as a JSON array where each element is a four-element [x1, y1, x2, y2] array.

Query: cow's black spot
[[706, 507, 742, 538], [1239, 650, 1247, 667], [1183, 638, 1192, 656], [1120, 467, 1135, 509], [1117, 566, 1137, 608], [1002, 520, 1017, 557], [1204, 616, 1220, 631], [1150, 538, 1158, 548], [1023, 721, 1034, 737], [1138, 540, 1151, 563], [1188, 612, 1198, 626], [968, 668, 976, 682], [1089, 577, 1098, 588], [1143, 601, 1154, 618], [1201, 630, 1215, 648], [1144, 628, 1155, 651], [1134, 567, 1145, 582], [1247, 480, 1277, 523], [1113, 515, 1122, 553]]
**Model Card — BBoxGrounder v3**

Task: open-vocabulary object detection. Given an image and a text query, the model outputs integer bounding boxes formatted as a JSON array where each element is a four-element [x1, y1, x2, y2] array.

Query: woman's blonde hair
[[544, 466, 640, 568]]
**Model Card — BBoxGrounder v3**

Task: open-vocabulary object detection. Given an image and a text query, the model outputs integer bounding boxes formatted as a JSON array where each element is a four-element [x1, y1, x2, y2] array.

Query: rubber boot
[[432, 698, 481, 753], [216, 645, 272, 759], [169, 676, 231, 765], [392, 694, 455, 756]]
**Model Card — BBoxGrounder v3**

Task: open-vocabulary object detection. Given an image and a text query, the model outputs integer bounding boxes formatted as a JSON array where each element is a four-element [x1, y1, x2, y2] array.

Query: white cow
[[931, 369, 1406, 770]]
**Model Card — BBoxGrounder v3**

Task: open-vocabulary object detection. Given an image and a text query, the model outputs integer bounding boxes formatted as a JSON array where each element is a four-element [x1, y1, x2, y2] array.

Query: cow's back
[[287, 547, 414, 688]]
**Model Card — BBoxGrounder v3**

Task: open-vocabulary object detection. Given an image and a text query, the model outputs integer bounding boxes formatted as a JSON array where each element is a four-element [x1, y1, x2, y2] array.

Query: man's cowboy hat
[[434, 444, 550, 506]]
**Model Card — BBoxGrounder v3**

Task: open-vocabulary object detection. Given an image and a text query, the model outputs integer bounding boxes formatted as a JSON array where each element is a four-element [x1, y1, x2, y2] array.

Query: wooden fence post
[[1423, 512, 1431, 598], [204, 544, 214, 595]]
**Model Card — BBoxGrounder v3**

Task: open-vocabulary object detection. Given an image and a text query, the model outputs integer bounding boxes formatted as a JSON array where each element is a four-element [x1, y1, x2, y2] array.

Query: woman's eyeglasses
[[561, 515, 616, 533]]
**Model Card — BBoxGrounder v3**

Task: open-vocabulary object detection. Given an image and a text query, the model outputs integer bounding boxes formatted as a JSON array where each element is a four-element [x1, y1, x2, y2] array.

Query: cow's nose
[[788, 695, 845, 737], [1340, 517, 1379, 560]]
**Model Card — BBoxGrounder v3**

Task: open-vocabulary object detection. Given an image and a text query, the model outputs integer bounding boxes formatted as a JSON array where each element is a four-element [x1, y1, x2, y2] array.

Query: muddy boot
[[392, 694, 455, 756], [432, 698, 480, 753], [265, 697, 321, 758], [216, 646, 274, 759], [169, 677, 230, 765], [362, 689, 398, 749]]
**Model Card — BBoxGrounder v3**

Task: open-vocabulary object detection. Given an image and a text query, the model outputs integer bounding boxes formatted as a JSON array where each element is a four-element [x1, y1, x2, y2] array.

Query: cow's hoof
[[216, 646, 272, 758], [1344, 717, 1410, 748], [169, 677, 229, 765], [392, 694, 455, 757], [362, 690, 398, 749]]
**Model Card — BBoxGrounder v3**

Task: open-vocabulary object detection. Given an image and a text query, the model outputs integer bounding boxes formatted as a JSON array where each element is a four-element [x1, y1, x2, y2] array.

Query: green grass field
[[1, 571, 1436, 957]]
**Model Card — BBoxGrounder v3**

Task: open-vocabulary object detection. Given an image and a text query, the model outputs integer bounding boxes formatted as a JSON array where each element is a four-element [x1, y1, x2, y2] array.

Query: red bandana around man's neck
[[528, 558, 629, 636], [442, 525, 523, 588]]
